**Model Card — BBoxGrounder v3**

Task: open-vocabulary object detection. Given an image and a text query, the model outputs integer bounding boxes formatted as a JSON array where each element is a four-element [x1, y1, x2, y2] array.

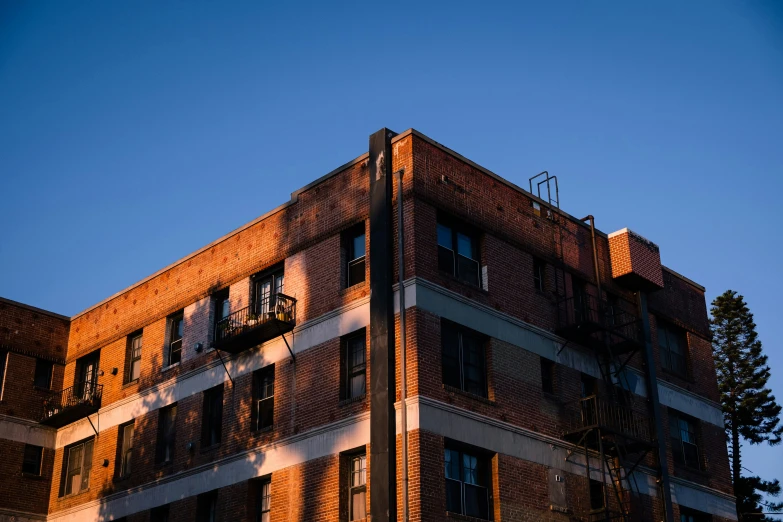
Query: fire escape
[[211, 292, 297, 355], [529, 172, 655, 522]]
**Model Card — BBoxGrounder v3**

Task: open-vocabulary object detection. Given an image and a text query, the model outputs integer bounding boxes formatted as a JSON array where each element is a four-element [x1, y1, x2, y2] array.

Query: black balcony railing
[[566, 395, 651, 444], [555, 294, 642, 353], [213, 293, 296, 354], [40, 380, 103, 427]]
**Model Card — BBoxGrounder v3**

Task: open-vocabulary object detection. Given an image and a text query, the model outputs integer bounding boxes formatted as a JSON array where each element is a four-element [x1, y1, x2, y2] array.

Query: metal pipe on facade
[[580, 215, 602, 300], [396, 168, 409, 522]]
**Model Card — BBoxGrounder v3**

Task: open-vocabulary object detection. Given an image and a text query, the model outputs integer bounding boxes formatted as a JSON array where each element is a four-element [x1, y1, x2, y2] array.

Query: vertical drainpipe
[[396, 168, 409, 522], [638, 292, 675, 522], [369, 128, 397, 522]]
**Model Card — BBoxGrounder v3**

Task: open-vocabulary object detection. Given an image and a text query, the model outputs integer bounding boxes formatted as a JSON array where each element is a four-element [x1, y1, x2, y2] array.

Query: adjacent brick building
[[0, 128, 735, 522]]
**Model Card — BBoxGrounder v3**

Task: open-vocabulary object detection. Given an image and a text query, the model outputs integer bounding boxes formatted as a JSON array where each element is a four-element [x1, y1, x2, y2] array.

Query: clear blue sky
[[1, 0, 782, 513]]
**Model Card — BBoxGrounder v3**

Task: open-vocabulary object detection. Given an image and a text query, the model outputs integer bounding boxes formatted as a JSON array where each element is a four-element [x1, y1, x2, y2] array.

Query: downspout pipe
[[396, 168, 409, 522], [580, 215, 602, 301]]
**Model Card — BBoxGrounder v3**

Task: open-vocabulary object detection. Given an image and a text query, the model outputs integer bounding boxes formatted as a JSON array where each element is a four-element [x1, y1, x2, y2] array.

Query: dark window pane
[[441, 326, 462, 389], [589, 479, 605, 510], [456, 232, 474, 259], [457, 255, 480, 286], [464, 484, 489, 519], [445, 479, 463, 514], [22, 444, 43, 475], [437, 223, 452, 247], [438, 245, 455, 275], [34, 359, 53, 389], [348, 258, 365, 286], [541, 359, 554, 394], [352, 234, 365, 259]]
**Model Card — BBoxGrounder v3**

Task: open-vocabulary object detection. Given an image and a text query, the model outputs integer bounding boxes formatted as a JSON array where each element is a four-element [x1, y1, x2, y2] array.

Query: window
[[442, 322, 487, 398], [117, 422, 134, 478], [75, 351, 100, 399], [445, 446, 491, 519], [533, 258, 545, 292], [59, 438, 94, 496], [580, 373, 596, 398], [156, 404, 177, 465], [202, 385, 224, 447], [254, 268, 284, 317], [167, 312, 184, 367], [670, 410, 701, 469], [22, 444, 43, 475], [125, 332, 142, 383], [196, 490, 218, 522], [341, 330, 366, 401], [150, 505, 170, 522], [437, 219, 480, 287], [589, 478, 605, 510], [680, 507, 711, 522], [344, 224, 366, 287], [540, 358, 555, 394], [253, 366, 275, 431], [34, 359, 53, 389], [254, 478, 271, 522], [349, 454, 367, 521], [658, 321, 688, 378], [214, 289, 230, 323]]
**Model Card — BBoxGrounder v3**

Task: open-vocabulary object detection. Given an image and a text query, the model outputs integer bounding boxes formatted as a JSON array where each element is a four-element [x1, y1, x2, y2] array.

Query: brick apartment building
[[0, 128, 735, 522]]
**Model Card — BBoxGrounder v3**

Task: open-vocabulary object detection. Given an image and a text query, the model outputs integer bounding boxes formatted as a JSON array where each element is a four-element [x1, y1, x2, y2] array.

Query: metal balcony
[[41, 380, 103, 427], [563, 395, 652, 452], [212, 293, 296, 354], [555, 295, 643, 354]]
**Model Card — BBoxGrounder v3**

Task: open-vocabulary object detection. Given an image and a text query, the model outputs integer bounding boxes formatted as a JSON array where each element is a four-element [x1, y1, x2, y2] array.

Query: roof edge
[[0, 296, 70, 321]]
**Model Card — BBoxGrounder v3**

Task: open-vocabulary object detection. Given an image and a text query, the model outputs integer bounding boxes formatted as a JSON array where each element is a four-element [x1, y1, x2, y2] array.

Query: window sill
[[113, 475, 131, 484], [339, 394, 366, 407], [155, 460, 174, 470], [446, 511, 491, 521], [674, 462, 708, 476], [660, 368, 695, 384], [161, 363, 181, 373], [200, 443, 221, 454], [59, 488, 90, 500], [253, 425, 273, 435], [33, 386, 52, 392], [443, 385, 495, 406], [122, 379, 139, 389], [21, 472, 46, 480], [438, 271, 488, 295]]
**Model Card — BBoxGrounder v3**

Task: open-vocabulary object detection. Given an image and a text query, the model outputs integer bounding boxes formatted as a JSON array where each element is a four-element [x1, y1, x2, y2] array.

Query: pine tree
[[711, 290, 783, 521]]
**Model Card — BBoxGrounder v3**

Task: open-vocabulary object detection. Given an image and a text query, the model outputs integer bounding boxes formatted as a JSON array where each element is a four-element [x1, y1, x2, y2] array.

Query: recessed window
[[580, 373, 596, 398], [156, 403, 177, 465], [125, 332, 142, 383], [540, 359, 555, 394], [445, 445, 491, 519], [442, 321, 487, 398], [214, 289, 231, 323], [658, 321, 688, 378], [201, 385, 224, 448], [253, 366, 275, 431], [167, 312, 184, 367], [150, 505, 170, 522], [437, 218, 480, 287], [341, 330, 366, 401], [22, 444, 43, 475], [254, 268, 284, 317], [59, 438, 94, 496], [589, 478, 605, 511], [196, 490, 218, 522], [349, 454, 367, 521], [533, 258, 545, 292], [117, 422, 134, 478], [254, 478, 271, 522], [344, 224, 366, 287], [34, 359, 53, 389], [670, 410, 701, 470]]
